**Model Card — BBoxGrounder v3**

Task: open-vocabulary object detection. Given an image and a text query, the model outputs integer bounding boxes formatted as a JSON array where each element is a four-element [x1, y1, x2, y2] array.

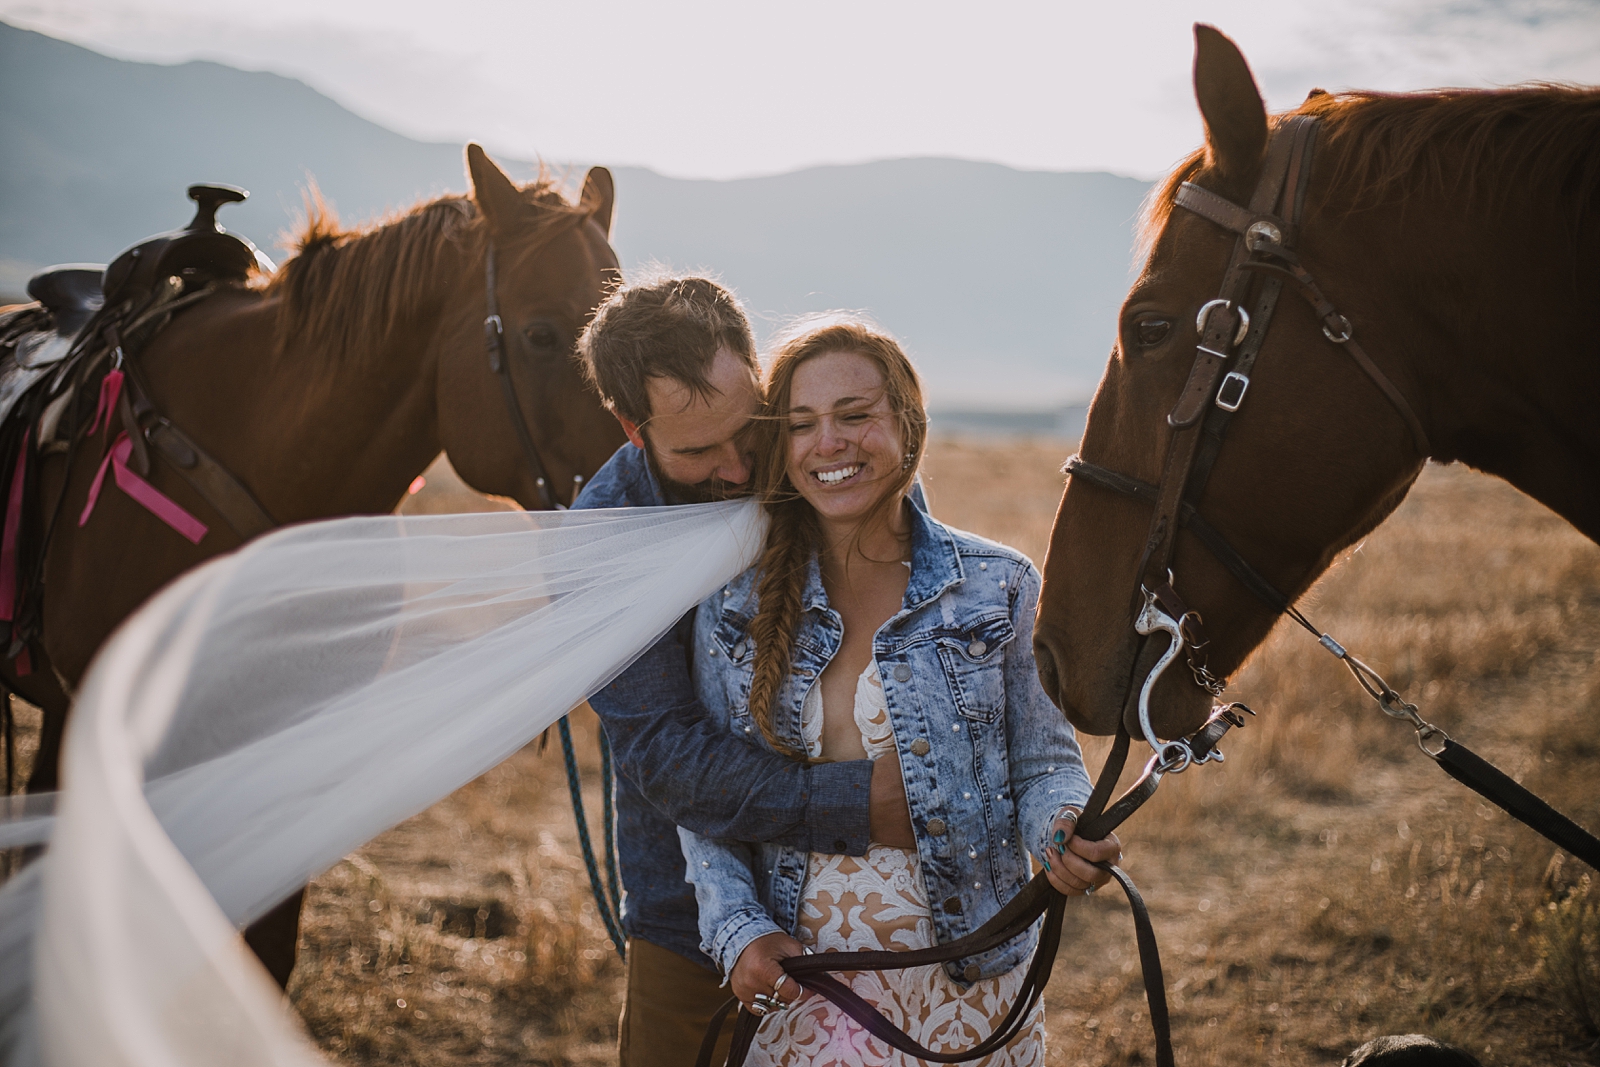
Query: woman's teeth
[[814, 464, 861, 485]]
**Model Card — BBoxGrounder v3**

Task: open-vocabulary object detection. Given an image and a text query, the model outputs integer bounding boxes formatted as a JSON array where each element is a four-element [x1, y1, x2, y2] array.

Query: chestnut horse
[[0, 145, 624, 981], [1034, 27, 1600, 743]]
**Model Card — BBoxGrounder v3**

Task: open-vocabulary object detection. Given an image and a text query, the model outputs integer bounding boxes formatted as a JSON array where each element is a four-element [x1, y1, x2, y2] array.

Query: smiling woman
[[675, 316, 1118, 1067]]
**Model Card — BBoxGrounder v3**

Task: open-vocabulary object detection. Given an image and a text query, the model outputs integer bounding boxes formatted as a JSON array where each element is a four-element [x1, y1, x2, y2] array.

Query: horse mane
[[264, 175, 584, 361], [1141, 83, 1600, 251]]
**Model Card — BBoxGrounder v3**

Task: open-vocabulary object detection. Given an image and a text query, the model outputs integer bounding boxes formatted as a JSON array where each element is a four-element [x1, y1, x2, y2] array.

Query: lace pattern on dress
[[750, 662, 1044, 1067]]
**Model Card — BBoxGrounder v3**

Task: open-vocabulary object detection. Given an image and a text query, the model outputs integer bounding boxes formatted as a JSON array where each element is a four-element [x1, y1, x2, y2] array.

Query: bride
[[680, 319, 1119, 1066]]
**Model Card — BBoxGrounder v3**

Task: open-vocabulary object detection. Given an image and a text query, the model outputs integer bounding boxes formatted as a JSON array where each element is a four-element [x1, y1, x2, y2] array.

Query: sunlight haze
[[4, 0, 1599, 179]]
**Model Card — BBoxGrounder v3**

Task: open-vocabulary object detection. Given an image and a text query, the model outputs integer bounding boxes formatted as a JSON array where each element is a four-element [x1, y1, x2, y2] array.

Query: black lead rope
[[1063, 453, 1600, 873], [1434, 740, 1600, 871]]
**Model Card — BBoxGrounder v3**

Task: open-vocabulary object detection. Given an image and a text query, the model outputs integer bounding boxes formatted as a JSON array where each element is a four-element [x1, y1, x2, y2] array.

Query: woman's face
[[784, 350, 904, 529]]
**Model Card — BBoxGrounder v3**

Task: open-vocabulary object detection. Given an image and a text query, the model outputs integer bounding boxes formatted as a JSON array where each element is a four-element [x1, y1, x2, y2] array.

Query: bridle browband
[[484, 240, 570, 511]]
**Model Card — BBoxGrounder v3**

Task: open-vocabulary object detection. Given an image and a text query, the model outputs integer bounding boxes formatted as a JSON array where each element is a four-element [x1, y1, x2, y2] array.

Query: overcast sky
[[5, 0, 1600, 180]]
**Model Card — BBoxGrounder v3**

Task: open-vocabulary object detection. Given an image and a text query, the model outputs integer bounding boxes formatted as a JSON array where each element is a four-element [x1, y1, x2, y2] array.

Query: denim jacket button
[[910, 738, 931, 757], [942, 895, 963, 915], [963, 963, 982, 982], [925, 817, 948, 836], [892, 664, 912, 683], [967, 640, 987, 657]]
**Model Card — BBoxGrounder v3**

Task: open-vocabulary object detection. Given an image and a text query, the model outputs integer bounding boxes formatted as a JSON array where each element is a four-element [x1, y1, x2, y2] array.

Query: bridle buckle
[[1195, 299, 1250, 347], [1215, 371, 1250, 412]]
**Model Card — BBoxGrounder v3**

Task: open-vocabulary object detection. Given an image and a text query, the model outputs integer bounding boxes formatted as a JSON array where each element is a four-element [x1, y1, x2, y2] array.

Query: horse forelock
[[265, 174, 590, 364], [1140, 83, 1600, 256]]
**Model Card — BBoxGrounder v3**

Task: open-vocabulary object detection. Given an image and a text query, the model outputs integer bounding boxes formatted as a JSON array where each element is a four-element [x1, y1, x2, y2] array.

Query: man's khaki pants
[[619, 939, 735, 1067]]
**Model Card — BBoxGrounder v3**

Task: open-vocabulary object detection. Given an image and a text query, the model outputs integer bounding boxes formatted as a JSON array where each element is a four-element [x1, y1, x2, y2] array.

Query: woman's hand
[[730, 931, 808, 1014], [1041, 808, 1121, 897]]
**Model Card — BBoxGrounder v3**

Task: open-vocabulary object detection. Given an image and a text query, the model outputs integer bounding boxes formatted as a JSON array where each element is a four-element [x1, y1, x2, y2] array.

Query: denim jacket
[[574, 443, 879, 962], [679, 504, 1092, 985]]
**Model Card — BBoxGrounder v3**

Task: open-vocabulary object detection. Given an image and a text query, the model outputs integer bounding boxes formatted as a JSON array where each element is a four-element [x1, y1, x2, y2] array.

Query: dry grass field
[[35, 439, 1594, 1066]]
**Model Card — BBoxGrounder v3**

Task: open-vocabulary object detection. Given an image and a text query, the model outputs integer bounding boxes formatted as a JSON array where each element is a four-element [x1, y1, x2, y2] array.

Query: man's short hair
[[578, 276, 758, 427]]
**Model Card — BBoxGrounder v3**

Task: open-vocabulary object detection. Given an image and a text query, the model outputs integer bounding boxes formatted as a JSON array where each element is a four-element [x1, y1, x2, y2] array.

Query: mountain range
[[0, 20, 1149, 410]]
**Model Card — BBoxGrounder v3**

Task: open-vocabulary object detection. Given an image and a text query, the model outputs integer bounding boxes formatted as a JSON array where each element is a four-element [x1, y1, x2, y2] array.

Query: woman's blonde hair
[[744, 319, 928, 756]]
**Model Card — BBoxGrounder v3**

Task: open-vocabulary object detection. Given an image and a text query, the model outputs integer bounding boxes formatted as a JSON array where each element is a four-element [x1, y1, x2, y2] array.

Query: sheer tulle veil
[[0, 500, 766, 1066]]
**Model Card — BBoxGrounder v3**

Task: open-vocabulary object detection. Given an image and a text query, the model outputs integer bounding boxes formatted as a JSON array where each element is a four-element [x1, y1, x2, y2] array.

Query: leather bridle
[[483, 241, 569, 511], [1064, 114, 1431, 750], [1064, 103, 1600, 989]]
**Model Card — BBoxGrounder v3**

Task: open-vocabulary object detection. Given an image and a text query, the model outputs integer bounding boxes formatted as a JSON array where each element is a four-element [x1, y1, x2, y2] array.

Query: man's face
[[620, 347, 759, 503]]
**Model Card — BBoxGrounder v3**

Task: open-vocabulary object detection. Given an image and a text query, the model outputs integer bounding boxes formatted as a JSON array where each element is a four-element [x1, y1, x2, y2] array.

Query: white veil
[[0, 500, 767, 1066]]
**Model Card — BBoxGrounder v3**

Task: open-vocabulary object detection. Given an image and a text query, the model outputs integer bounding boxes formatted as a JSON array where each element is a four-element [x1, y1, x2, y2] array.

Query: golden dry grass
[[284, 443, 1600, 1064], [363, 438, 1600, 1062]]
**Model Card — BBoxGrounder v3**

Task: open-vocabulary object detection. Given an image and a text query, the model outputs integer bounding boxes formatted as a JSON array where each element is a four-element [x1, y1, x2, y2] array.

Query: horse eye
[[521, 319, 566, 351], [1135, 318, 1171, 347], [524, 322, 562, 352]]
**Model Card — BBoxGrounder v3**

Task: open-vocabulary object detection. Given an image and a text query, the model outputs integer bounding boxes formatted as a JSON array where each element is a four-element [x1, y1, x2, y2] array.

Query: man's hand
[[730, 932, 807, 1013], [1041, 808, 1121, 897], [869, 751, 915, 848]]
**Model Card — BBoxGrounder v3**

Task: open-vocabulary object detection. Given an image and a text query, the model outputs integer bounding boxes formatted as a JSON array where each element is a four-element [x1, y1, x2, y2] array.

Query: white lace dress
[[747, 662, 1045, 1067]]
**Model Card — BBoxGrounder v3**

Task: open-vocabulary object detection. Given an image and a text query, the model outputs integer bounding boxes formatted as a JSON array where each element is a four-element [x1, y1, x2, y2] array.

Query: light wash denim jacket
[[679, 504, 1092, 986]]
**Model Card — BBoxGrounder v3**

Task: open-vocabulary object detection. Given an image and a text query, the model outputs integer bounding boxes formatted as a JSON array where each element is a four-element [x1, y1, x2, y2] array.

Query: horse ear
[[466, 143, 525, 232], [1193, 25, 1268, 181], [580, 167, 615, 236]]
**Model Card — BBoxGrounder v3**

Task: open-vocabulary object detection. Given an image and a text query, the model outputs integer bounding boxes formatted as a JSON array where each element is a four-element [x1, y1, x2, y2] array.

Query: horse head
[[1034, 25, 1430, 741], [435, 145, 626, 509]]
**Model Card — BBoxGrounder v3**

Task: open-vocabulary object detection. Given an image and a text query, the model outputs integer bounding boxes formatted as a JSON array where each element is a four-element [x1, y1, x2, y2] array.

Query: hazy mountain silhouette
[[1, 20, 1148, 407]]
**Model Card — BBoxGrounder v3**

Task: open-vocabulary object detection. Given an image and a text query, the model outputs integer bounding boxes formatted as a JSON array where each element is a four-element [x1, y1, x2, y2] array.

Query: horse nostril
[[1033, 639, 1062, 711]]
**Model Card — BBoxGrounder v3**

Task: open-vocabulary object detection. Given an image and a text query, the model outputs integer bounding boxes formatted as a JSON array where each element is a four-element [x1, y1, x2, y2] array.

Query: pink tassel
[[90, 368, 124, 439]]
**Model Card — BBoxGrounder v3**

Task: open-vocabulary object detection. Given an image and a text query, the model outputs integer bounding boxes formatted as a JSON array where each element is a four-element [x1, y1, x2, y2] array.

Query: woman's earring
[[901, 453, 914, 471]]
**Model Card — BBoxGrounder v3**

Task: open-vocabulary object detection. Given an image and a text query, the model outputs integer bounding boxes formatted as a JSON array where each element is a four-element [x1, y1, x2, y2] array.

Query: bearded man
[[573, 277, 917, 1067]]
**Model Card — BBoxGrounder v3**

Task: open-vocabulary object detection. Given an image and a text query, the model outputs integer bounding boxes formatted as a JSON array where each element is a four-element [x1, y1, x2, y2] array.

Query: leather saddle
[[0, 182, 276, 443], [100, 184, 275, 312]]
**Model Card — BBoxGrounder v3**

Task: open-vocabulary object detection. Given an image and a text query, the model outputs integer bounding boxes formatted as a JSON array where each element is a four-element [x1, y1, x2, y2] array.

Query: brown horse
[[5, 145, 624, 790], [1034, 26, 1600, 743]]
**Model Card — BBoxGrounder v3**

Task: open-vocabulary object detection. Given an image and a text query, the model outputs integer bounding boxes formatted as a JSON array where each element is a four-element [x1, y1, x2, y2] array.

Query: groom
[[572, 276, 917, 1067]]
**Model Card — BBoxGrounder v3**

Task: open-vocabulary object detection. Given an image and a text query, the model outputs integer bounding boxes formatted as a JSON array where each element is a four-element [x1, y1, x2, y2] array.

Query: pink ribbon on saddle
[[79, 432, 208, 545]]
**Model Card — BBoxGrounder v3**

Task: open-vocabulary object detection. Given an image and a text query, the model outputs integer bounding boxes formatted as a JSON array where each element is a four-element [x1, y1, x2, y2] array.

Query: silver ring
[[1084, 884, 1095, 896]]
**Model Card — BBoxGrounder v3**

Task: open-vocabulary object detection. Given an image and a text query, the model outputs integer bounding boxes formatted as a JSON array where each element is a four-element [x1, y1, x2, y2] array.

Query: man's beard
[[643, 440, 750, 505]]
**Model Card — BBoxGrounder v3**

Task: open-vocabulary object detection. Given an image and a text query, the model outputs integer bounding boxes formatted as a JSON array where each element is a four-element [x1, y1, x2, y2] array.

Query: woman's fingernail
[[1042, 859, 1052, 872], [1053, 829, 1067, 845]]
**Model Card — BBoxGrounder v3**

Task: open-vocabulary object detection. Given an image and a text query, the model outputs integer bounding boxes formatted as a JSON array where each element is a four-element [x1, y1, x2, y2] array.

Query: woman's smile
[[811, 462, 862, 486]]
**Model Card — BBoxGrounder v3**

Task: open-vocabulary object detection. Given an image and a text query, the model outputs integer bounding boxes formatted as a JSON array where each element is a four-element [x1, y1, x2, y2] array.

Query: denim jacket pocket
[[935, 615, 1016, 724], [711, 614, 755, 722]]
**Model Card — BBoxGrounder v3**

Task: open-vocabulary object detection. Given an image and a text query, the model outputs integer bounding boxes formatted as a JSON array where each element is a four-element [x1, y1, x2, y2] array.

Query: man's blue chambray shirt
[[572, 443, 878, 965]]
